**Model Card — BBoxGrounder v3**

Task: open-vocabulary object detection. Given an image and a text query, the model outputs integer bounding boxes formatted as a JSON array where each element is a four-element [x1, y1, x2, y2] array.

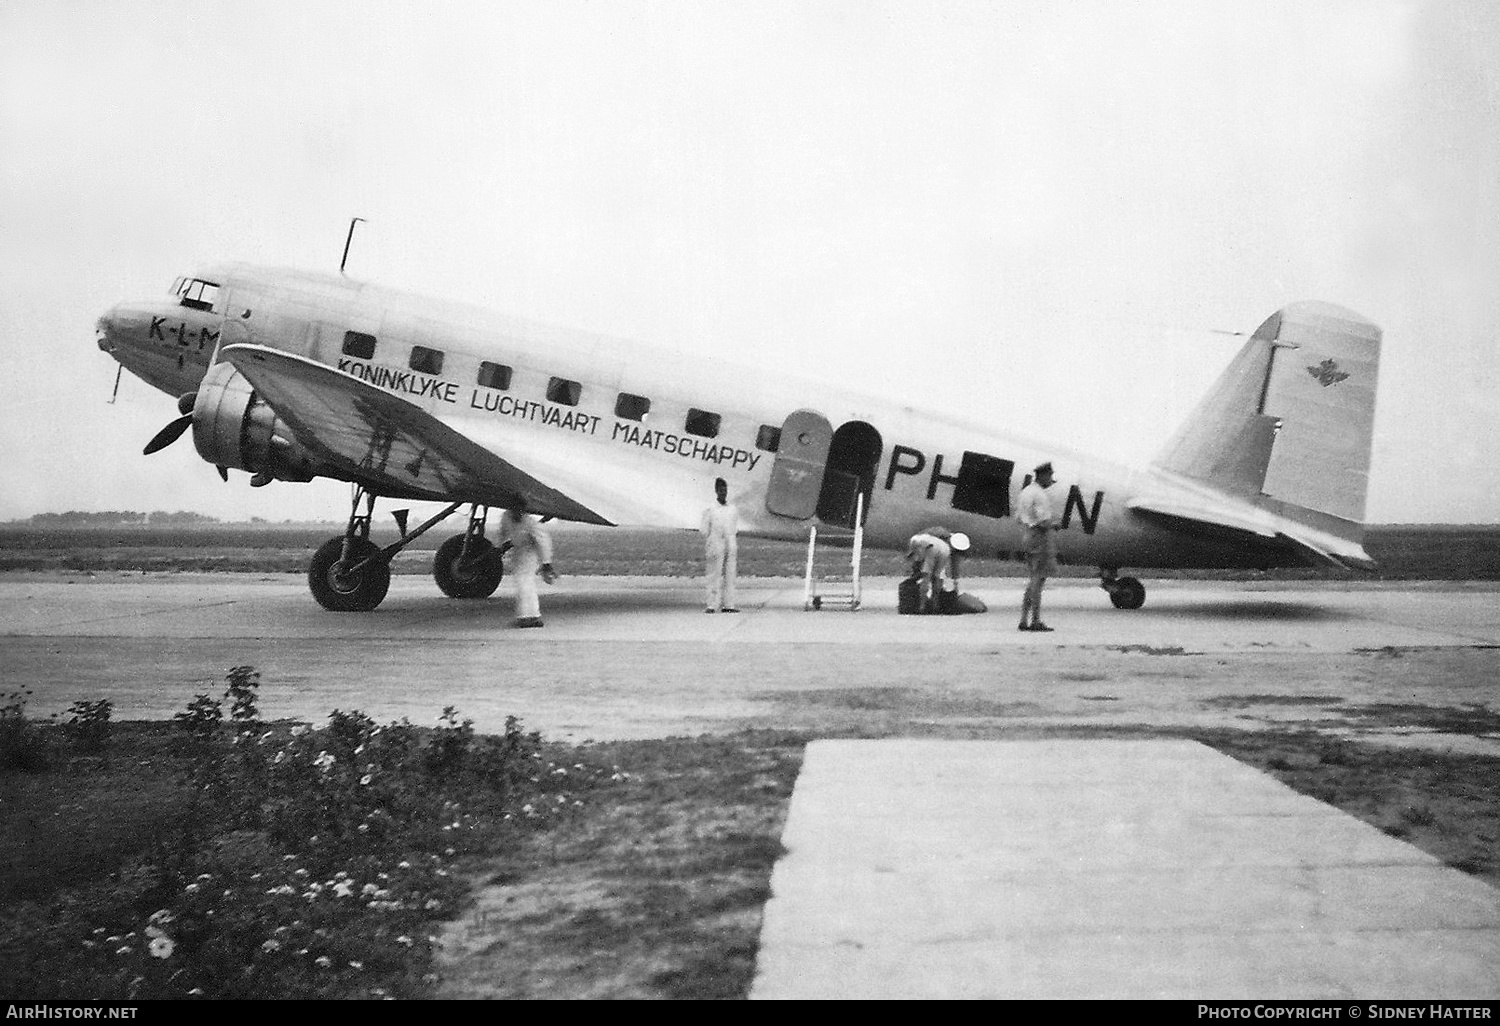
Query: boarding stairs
[[803, 492, 865, 611]]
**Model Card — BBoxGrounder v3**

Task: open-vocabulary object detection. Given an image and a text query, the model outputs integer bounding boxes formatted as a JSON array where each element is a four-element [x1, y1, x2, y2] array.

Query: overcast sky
[[2, 0, 1496, 524]]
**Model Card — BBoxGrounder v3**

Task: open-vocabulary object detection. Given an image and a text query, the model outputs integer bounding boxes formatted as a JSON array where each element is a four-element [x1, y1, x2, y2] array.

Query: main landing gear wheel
[[1106, 575, 1147, 610], [433, 534, 503, 598], [309, 537, 391, 611]]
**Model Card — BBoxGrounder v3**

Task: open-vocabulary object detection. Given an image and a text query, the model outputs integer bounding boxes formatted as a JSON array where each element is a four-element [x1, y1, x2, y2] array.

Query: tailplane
[[1153, 301, 1381, 525]]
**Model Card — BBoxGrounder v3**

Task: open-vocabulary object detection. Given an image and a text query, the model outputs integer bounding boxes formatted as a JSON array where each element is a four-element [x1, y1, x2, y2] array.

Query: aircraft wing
[[1126, 496, 1376, 571], [220, 344, 613, 524]]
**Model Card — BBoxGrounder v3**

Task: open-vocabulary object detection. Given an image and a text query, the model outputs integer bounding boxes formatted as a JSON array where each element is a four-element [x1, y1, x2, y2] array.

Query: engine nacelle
[[191, 362, 317, 482]]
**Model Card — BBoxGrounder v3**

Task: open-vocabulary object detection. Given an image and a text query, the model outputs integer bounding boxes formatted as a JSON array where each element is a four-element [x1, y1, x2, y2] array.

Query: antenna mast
[[340, 217, 366, 274]]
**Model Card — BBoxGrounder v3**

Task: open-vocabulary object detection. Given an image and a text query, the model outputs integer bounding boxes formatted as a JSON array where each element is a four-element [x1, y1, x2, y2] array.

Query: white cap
[[949, 532, 971, 552]]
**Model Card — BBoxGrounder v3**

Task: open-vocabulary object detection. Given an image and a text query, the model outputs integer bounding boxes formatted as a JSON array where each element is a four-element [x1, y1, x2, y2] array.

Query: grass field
[[0, 522, 1496, 579], [3, 709, 1496, 999]]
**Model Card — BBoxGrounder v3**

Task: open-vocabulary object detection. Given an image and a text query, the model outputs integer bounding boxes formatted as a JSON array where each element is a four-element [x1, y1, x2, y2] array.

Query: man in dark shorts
[[1017, 462, 1058, 631]]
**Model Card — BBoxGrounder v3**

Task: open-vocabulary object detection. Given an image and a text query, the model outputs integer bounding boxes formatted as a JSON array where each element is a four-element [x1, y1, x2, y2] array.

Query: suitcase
[[944, 590, 987, 614], [897, 576, 923, 614]]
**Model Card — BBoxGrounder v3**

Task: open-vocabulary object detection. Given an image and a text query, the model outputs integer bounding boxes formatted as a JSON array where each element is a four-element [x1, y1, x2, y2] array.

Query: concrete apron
[[750, 739, 1500, 1000]]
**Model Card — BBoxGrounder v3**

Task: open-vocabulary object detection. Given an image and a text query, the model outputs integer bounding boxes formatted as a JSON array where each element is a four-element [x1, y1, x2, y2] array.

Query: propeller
[[140, 391, 230, 483], [143, 414, 192, 455], [142, 393, 197, 456]]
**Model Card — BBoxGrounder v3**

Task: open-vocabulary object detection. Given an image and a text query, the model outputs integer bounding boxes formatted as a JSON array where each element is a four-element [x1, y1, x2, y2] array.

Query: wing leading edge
[[220, 344, 613, 524]]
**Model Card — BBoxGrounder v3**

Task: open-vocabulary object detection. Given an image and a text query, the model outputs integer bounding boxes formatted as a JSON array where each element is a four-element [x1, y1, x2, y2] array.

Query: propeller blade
[[217, 466, 228, 482], [143, 414, 192, 455]]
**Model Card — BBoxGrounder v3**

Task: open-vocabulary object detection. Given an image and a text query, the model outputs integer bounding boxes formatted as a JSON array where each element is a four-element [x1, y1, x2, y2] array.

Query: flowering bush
[[1, 688, 53, 772], [4, 668, 612, 999], [65, 699, 113, 754]]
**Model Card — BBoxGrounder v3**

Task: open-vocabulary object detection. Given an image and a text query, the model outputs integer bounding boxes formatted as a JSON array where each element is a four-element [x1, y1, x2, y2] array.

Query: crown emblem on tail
[[1307, 358, 1350, 387]]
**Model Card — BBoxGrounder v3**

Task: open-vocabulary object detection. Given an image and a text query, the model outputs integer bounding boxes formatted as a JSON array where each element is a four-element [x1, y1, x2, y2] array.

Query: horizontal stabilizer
[[1128, 496, 1375, 572], [1278, 523, 1377, 573], [1127, 496, 1278, 538]]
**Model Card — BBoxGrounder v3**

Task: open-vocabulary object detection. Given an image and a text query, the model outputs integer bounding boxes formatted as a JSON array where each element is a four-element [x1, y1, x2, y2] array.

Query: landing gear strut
[[1100, 568, 1146, 610], [433, 506, 504, 598], [308, 489, 473, 611], [310, 488, 392, 612]]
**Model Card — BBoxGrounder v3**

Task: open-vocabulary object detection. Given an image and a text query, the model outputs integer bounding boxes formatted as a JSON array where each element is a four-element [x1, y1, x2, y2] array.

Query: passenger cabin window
[[409, 345, 444, 376], [755, 425, 782, 452], [342, 331, 377, 360], [477, 362, 512, 390], [685, 408, 721, 438], [615, 393, 651, 421], [547, 377, 582, 406], [174, 278, 220, 313]]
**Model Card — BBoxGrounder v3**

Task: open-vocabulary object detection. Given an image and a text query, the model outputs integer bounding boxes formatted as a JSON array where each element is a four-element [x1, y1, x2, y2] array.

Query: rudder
[[1154, 301, 1381, 523]]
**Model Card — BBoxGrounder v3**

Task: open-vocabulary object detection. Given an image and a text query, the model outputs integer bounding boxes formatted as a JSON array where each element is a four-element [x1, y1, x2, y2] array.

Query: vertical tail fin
[[1153, 301, 1381, 523]]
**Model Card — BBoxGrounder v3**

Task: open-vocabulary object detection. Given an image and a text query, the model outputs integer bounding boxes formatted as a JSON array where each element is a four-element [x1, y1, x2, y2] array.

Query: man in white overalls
[[701, 477, 739, 613], [499, 497, 556, 628]]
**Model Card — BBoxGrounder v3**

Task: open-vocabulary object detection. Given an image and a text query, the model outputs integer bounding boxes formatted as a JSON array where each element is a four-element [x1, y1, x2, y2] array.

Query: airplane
[[94, 258, 1381, 612]]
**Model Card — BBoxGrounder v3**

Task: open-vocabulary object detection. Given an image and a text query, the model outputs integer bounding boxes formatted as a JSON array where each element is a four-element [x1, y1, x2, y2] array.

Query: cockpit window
[[175, 278, 220, 313]]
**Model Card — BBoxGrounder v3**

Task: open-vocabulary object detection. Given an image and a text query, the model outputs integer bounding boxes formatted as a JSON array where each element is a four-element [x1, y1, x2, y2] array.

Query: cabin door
[[765, 409, 832, 520], [816, 421, 883, 528]]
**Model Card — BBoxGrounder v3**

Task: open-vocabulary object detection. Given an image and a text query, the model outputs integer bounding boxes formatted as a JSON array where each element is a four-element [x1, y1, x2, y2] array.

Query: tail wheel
[[433, 534, 503, 598], [1109, 576, 1146, 610], [309, 537, 391, 611]]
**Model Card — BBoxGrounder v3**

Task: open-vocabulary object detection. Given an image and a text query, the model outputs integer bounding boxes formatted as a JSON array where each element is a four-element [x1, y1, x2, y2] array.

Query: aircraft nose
[[96, 307, 119, 351]]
